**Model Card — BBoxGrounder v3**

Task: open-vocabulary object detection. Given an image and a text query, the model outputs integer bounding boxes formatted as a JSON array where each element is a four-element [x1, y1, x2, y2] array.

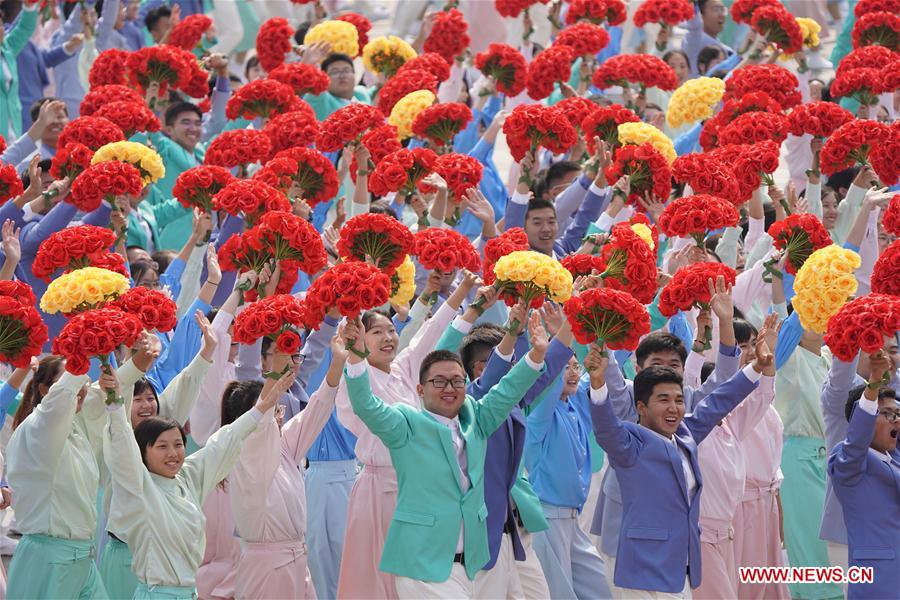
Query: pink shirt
[[742, 405, 785, 491]]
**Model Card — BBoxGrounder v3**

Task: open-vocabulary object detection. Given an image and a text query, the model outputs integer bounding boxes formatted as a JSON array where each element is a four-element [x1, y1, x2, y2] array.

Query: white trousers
[[396, 563, 474, 599], [474, 533, 521, 599], [621, 577, 693, 599], [513, 532, 551, 600]]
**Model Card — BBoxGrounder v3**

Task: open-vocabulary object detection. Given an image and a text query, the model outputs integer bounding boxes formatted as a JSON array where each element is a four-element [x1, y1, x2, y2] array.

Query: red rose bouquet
[[855, 0, 900, 17], [268, 63, 330, 96], [824, 294, 900, 363], [167, 14, 213, 51], [424, 8, 470, 62], [831, 68, 884, 106], [204, 129, 272, 174], [57, 116, 125, 151], [582, 104, 641, 152], [788, 101, 855, 138], [724, 64, 801, 109], [255, 211, 328, 274], [561, 253, 606, 278], [634, 0, 694, 27], [836, 45, 899, 75], [0, 285, 48, 367], [699, 92, 784, 151], [433, 152, 484, 225], [563, 287, 650, 349], [337, 213, 415, 273], [368, 148, 437, 198], [496, 0, 548, 18], [225, 79, 302, 121], [731, 0, 781, 24], [555, 96, 596, 136], [868, 124, 900, 185], [732, 139, 782, 188], [173, 165, 236, 214], [474, 43, 527, 97], [852, 11, 900, 50], [750, 5, 803, 54], [411, 102, 472, 147], [53, 307, 143, 381], [49, 143, 94, 182], [349, 124, 403, 183], [263, 109, 320, 153], [262, 147, 340, 206], [768, 213, 832, 275], [717, 111, 789, 146], [335, 12, 372, 48], [414, 227, 481, 273], [376, 69, 439, 115], [180, 60, 212, 99], [80, 85, 143, 116], [820, 119, 891, 176], [32, 225, 117, 282], [566, 0, 627, 26], [591, 54, 679, 92], [483, 227, 530, 285], [232, 294, 309, 359], [672, 153, 740, 206], [658, 262, 737, 317], [526, 44, 575, 100], [554, 22, 610, 58], [88, 49, 129, 87], [256, 17, 294, 72], [659, 194, 740, 247], [596, 223, 659, 304], [604, 143, 672, 206], [502, 104, 578, 161], [396, 52, 451, 83], [94, 101, 162, 138], [883, 194, 900, 236], [89, 252, 129, 278], [126, 46, 191, 95], [68, 162, 143, 212], [212, 179, 291, 225], [0, 164, 23, 205], [871, 239, 900, 297], [316, 103, 385, 152], [304, 262, 392, 327], [114, 287, 177, 332]]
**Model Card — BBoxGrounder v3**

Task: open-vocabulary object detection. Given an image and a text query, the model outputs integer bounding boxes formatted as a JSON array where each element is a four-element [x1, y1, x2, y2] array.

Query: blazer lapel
[[664, 440, 690, 504], [425, 412, 464, 492]]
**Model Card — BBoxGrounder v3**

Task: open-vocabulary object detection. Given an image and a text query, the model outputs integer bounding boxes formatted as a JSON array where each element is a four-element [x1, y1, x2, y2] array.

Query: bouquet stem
[[98, 355, 118, 405]]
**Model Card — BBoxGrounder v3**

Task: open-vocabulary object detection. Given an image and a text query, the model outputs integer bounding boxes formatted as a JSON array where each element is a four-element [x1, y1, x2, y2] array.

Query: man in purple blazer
[[584, 331, 773, 597]]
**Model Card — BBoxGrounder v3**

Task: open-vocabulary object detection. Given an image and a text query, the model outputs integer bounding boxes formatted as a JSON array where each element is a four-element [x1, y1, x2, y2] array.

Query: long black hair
[[133, 417, 185, 466], [220, 380, 263, 427], [13, 356, 64, 430]]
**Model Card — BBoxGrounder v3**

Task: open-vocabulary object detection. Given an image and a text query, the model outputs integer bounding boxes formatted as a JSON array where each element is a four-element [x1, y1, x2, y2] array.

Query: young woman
[[102, 367, 293, 599]]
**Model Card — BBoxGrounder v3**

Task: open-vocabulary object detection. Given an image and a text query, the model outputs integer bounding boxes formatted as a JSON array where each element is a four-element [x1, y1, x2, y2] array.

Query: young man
[[0, 99, 67, 170], [585, 326, 773, 598], [829, 354, 899, 600], [344, 312, 548, 598], [304, 53, 373, 120], [682, 0, 734, 75]]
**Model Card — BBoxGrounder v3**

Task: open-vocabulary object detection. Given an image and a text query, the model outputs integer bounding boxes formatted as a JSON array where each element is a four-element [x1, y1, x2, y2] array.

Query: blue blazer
[[590, 368, 758, 593], [828, 403, 900, 600]]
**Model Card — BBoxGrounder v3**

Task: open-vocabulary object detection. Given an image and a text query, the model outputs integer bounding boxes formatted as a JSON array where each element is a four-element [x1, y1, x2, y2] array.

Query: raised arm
[[189, 309, 234, 446], [157, 313, 215, 425], [5, 3, 38, 57], [828, 398, 878, 487], [585, 345, 641, 468], [18, 371, 89, 473]]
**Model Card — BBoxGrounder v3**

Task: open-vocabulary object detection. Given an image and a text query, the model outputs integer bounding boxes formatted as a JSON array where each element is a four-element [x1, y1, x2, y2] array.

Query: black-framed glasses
[[878, 409, 900, 424], [426, 377, 467, 390]]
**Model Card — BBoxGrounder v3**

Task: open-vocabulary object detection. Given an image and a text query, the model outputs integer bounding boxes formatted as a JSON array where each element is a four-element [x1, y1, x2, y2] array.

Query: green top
[[303, 87, 374, 121]]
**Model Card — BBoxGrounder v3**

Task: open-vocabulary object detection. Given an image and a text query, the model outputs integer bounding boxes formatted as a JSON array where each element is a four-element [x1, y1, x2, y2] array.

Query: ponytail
[[12, 356, 64, 430]]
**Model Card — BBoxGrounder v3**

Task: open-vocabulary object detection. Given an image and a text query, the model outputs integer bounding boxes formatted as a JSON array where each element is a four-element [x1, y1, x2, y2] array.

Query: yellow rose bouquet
[[389, 90, 435, 139], [779, 17, 822, 61], [617, 122, 676, 165], [362, 36, 417, 79], [390, 255, 416, 306], [92, 141, 165, 185], [791, 245, 860, 333], [666, 77, 726, 129], [305, 20, 360, 58], [40, 267, 130, 315], [492, 250, 573, 330]]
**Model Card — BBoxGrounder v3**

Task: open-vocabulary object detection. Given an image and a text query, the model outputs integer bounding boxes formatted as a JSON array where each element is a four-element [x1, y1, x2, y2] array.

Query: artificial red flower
[[49, 143, 94, 181], [561, 253, 606, 278], [173, 165, 236, 213], [316, 103, 385, 152], [659, 194, 740, 247], [256, 17, 295, 72], [823, 293, 900, 362], [787, 101, 856, 138], [855, 0, 900, 17], [204, 129, 272, 172], [258, 146, 340, 207], [596, 222, 659, 304], [262, 108, 320, 153], [424, 8, 470, 62], [226, 79, 302, 121], [349, 124, 403, 183], [768, 213, 832, 274], [495, 0, 549, 18], [376, 68, 439, 115], [125, 45, 192, 95], [871, 239, 900, 296], [0, 283, 47, 366], [88, 252, 129, 278], [831, 67, 884, 106], [717, 111, 789, 146], [711, 141, 781, 198], [56, 116, 125, 151], [80, 85, 144, 116], [474, 43, 527, 97], [672, 153, 741, 206], [396, 52, 451, 83], [411, 102, 473, 147], [255, 210, 328, 273], [731, 0, 781, 24], [502, 103, 578, 161], [335, 12, 373, 48], [554, 22, 610, 57], [526, 44, 575, 100], [337, 213, 415, 273], [167, 14, 213, 51], [0, 164, 23, 205], [566, 0, 626, 26], [658, 262, 737, 319], [483, 228, 530, 285], [368, 148, 437, 198], [591, 54, 679, 92], [851, 10, 900, 50], [232, 294, 310, 345], [304, 262, 392, 327], [724, 64, 801, 109], [53, 307, 143, 377], [604, 143, 672, 207], [563, 287, 650, 349], [433, 153, 484, 224], [267, 63, 330, 97], [414, 227, 481, 273], [883, 194, 900, 236], [68, 161, 143, 212], [869, 123, 900, 186], [699, 92, 784, 151], [32, 225, 117, 282], [94, 101, 161, 138], [836, 44, 899, 75], [555, 96, 597, 136], [89, 49, 129, 87], [820, 119, 891, 176], [750, 4, 804, 54], [114, 287, 177, 332], [582, 104, 641, 152], [633, 0, 694, 27], [212, 179, 291, 225]]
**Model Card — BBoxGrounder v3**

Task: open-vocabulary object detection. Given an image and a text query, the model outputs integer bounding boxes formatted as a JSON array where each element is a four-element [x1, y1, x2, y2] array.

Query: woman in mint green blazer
[[0, 3, 38, 141]]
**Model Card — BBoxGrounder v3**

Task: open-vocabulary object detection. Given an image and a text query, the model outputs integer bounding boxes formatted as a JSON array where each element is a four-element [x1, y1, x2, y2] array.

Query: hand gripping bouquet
[[491, 251, 572, 328], [767, 213, 832, 277], [473, 43, 527, 97], [40, 266, 131, 316], [263, 109, 320, 153], [502, 103, 578, 163], [659, 194, 740, 247], [666, 77, 726, 129], [411, 102, 473, 149], [595, 223, 659, 304], [336, 213, 415, 274], [32, 225, 120, 282], [563, 287, 651, 351], [0, 281, 48, 367], [225, 79, 303, 121], [316, 103, 386, 152], [262, 147, 340, 207], [368, 148, 437, 199], [203, 129, 272, 176], [658, 262, 737, 346], [211, 179, 292, 225], [792, 245, 861, 333], [68, 161, 143, 212], [581, 104, 640, 152], [173, 165, 237, 214], [113, 287, 177, 333], [871, 239, 900, 297], [231, 295, 310, 373], [483, 228, 530, 286], [304, 262, 392, 329], [433, 153, 483, 225], [824, 295, 900, 376]]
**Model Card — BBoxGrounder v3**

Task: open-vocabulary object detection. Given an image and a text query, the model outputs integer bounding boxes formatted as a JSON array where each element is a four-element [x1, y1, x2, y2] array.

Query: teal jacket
[[346, 358, 543, 582], [0, 6, 37, 140]]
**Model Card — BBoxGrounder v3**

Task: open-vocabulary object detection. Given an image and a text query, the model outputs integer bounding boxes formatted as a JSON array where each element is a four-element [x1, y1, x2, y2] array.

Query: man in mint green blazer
[[344, 312, 549, 598]]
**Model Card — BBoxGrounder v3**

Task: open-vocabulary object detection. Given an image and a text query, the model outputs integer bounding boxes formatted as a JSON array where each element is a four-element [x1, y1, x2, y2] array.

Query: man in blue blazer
[[585, 331, 772, 596], [828, 353, 900, 600]]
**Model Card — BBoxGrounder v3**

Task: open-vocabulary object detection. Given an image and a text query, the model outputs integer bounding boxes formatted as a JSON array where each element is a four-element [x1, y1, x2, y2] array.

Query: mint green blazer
[[346, 358, 543, 582], [0, 7, 37, 140]]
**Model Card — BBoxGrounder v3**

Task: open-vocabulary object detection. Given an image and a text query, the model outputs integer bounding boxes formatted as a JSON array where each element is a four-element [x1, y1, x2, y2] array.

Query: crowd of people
[[0, 0, 896, 598]]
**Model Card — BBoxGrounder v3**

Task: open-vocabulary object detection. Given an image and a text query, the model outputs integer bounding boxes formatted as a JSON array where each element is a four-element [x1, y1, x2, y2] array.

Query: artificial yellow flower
[[631, 223, 655, 250], [797, 18, 821, 48], [493, 251, 573, 305], [362, 36, 417, 78], [617, 122, 676, 165], [666, 77, 725, 129], [792, 245, 860, 333], [389, 90, 435, 139], [390, 255, 416, 306], [41, 267, 130, 315], [305, 20, 360, 58], [92, 141, 165, 185]]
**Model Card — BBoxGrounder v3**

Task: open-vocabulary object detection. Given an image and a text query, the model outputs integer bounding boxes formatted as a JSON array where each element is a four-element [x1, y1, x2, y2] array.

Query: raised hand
[[235, 269, 258, 292], [637, 191, 665, 223], [463, 188, 495, 224], [257, 365, 298, 413], [1, 219, 21, 267], [196, 310, 218, 361], [527, 310, 549, 361], [539, 302, 565, 338], [708, 275, 734, 322], [330, 325, 350, 362], [752, 312, 778, 375], [342, 316, 367, 361], [206, 244, 222, 285], [584, 343, 608, 387], [507, 299, 528, 335]]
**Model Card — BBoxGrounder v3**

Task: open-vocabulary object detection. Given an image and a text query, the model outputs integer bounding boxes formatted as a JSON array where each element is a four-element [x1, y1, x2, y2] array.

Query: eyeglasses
[[878, 409, 900, 424], [426, 377, 467, 390], [327, 68, 354, 78]]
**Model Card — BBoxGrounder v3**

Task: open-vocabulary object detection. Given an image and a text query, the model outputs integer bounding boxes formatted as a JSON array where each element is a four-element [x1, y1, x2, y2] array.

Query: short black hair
[[826, 166, 861, 196], [460, 324, 505, 379], [133, 378, 160, 411], [164, 101, 202, 127], [662, 49, 690, 67], [545, 161, 581, 193], [362, 309, 392, 330], [419, 350, 465, 384], [245, 56, 260, 79], [145, 5, 171, 32], [700, 361, 716, 384], [152, 250, 176, 274], [845, 385, 896, 422], [733, 318, 757, 346], [29, 97, 67, 123], [369, 202, 399, 220], [697, 45, 725, 73], [129, 259, 157, 285], [321, 53, 354, 73], [294, 22, 311, 45], [634, 366, 683, 406], [20, 159, 52, 186], [525, 198, 556, 219], [635, 332, 687, 368], [134, 416, 185, 466], [221, 380, 263, 427]]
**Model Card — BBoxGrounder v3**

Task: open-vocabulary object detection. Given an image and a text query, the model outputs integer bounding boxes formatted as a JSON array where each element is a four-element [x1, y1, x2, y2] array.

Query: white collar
[[426, 409, 461, 429]]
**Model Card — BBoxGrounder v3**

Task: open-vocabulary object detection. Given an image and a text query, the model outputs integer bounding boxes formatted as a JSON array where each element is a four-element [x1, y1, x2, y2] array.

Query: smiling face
[[562, 356, 581, 397], [821, 191, 839, 230], [144, 427, 185, 478], [666, 53, 690, 85], [637, 382, 686, 438], [418, 360, 468, 419], [364, 313, 399, 370], [525, 207, 558, 256], [638, 350, 685, 377], [872, 396, 900, 454], [130, 388, 158, 428], [43, 106, 69, 149], [166, 110, 202, 151]]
